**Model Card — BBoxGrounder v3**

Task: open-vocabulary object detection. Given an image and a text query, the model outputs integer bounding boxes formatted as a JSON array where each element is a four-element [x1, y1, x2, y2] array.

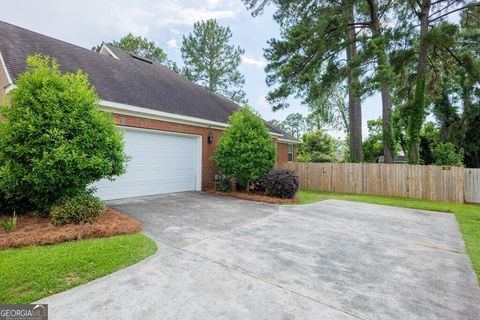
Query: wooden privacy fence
[[464, 169, 480, 203], [279, 162, 480, 203]]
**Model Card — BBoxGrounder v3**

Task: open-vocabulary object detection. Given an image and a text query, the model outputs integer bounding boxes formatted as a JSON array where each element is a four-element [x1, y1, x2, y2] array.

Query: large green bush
[[432, 143, 464, 166], [0, 55, 127, 212], [213, 107, 276, 189], [298, 130, 336, 163]]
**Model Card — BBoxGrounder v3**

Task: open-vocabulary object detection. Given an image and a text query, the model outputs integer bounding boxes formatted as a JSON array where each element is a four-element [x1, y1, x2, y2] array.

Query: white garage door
[[94, 127, 201, 200]]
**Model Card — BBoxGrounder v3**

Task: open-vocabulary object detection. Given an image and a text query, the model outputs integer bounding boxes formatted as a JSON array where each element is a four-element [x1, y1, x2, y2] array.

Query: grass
[[295, 190, 480, 283], [0, 233, 157, 303]]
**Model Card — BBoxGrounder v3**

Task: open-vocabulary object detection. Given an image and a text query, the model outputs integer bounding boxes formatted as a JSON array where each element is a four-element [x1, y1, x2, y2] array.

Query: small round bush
[[50, 192, 106, 226], [262, 168, 299, 199], [215, 177, 232, 192]]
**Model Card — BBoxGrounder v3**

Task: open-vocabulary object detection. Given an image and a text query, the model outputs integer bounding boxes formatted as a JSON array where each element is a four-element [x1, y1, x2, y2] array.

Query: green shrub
[[262, 168, 299, 199], [50, 192, 106, 226], [0, 55, 128, 212], [213, 107, 276, 189], [432, 143, 464, 166], [0, 212, 17, 233], [215, 177, 232, 192]]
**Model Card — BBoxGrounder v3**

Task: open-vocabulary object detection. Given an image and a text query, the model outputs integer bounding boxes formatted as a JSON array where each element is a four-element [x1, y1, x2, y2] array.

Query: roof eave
[[100, 99, 284, 138]]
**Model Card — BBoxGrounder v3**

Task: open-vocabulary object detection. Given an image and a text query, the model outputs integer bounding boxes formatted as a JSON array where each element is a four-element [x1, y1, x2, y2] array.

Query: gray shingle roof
[[0, 20, 298, 142]]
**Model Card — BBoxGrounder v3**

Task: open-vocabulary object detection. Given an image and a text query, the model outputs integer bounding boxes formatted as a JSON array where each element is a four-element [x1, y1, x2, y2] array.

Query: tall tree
[[93, 33, 168, 63], [363, 0, 396, 163], [399, 0, 478, 163], [345, 0, 364, 161], [306, 84, 349, 133], [181, 19, 247, 104], [242, 0, 365, 161], [282, 113, 307, 138]]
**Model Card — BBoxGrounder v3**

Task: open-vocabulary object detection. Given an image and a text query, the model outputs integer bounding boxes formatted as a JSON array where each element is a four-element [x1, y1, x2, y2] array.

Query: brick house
[[0, 20, 298, 200]]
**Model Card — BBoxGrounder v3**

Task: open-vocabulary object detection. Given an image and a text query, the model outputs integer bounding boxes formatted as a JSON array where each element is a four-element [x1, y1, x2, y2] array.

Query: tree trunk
[[408, 0, 431, 163], [346, 3, 363, 162], [368, 0, 394, 163]]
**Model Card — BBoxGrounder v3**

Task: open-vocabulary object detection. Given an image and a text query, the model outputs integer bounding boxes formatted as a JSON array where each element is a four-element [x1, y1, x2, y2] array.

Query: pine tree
[[181, 19, 247, 104]]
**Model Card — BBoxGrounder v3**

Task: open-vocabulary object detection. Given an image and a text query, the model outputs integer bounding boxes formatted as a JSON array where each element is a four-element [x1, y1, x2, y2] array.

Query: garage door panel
[[94, 128, 200, 200]]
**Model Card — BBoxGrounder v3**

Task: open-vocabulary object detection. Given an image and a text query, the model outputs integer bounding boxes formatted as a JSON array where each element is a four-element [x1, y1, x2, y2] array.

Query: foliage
[[213, 107, 276, 189], [215, 177, 232, 192], [269, 119, 286, 131], [0, 212, 16, 233], [242, 0, 364, 161], [419, 122, 440, 165], [0, 234, 157, 303], [262, 168, 299, 199], [298, 130, 336, 163], [181, 19, 247, 104], [0, 55, 128, 212], [50, 192, 106, 226], [93, 33, 168, 63], [295, 189, 480, 283], [306, 85, 349, 133], [432, 143, 464, 167], [282, 113, 306, 139], [362, 118, 385, 163]]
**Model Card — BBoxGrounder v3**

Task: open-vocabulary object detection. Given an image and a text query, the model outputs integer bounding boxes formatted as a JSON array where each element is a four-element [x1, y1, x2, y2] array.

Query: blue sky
[[0, 0, 382, 138]]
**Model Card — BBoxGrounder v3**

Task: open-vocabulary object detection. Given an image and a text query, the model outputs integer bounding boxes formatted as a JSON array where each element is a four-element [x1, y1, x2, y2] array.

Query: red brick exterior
[[112, 113, 297, 191], [0, 63, 9, 102], [277, 142, 296, 163]]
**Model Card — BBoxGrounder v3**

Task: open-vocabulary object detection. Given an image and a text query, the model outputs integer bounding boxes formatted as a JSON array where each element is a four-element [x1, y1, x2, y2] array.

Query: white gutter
[[0, 51, 14, 87]]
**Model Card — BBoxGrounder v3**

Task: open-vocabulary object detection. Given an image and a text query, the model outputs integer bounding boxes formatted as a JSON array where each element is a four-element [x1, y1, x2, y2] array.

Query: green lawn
[[0, 233, 157, 303], [295, 190, 480, 283]]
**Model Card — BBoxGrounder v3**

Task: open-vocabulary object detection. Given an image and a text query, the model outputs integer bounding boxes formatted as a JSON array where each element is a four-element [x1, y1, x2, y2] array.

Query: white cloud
[[166, 38, 178, 49], [242, 55, 267, 67]]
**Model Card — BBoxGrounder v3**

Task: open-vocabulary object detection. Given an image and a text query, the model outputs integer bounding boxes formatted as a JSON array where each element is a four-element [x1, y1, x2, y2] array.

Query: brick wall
[[277, 142, 296, 163], [0, 62, 8, 102]]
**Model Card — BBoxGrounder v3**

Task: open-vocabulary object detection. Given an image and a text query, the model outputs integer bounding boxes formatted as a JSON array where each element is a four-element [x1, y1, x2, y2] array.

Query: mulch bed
[[0, 208, 142, 249], [208, 190, 299, 204]]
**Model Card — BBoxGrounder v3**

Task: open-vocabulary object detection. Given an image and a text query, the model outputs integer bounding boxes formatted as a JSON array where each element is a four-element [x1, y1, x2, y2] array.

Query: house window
[[288, 144, 294, 162]]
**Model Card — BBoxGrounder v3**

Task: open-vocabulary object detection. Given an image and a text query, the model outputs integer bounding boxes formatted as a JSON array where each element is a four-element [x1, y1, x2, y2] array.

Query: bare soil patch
[[0, 209, 142, 249], [208, 190, 299, 204]]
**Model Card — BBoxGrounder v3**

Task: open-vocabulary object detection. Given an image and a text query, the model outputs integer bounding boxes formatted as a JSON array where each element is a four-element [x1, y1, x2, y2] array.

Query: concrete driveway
[[40, 192, 480, 319]]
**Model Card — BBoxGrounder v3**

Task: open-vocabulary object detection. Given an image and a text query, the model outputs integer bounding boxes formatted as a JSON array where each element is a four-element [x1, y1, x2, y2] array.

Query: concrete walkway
[[39, 193, 480, 319]]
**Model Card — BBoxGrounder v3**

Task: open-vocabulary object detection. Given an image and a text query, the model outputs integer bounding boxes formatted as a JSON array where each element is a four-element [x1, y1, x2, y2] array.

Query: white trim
[[0, 51, 13, 86], [196, 134, 203, 191], [278, 138, 299, 144], [99, 44, 120, 60], [116, 125, 202, 191]]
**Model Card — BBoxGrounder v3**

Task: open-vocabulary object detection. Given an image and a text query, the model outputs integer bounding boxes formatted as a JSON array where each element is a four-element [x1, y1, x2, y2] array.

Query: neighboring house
[[0, 20, 298, 200]]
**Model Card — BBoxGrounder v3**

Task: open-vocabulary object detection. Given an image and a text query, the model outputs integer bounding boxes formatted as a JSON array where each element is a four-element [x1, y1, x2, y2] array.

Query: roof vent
[[130, 53, 153, 64]]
